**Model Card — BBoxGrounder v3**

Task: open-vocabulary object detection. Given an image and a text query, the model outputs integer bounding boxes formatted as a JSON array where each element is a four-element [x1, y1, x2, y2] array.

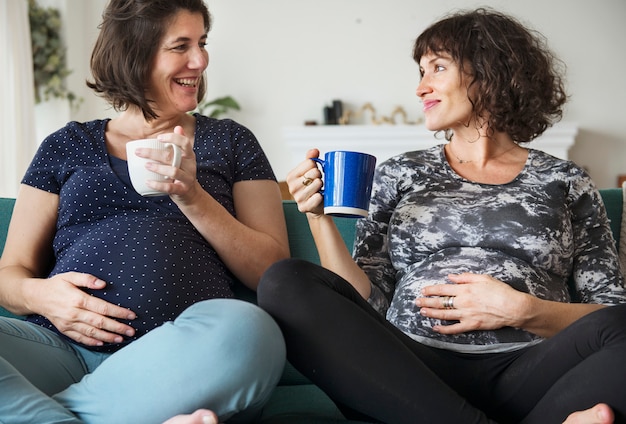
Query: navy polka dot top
[[22, 114, 276, 352]]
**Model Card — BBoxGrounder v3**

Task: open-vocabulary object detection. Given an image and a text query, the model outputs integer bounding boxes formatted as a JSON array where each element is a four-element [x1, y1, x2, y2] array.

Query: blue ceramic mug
[[312, 151, 377, 218]]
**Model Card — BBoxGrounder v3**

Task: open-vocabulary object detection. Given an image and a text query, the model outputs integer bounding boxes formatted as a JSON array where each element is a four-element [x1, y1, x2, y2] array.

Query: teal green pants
[[0, 299, 285, 424]]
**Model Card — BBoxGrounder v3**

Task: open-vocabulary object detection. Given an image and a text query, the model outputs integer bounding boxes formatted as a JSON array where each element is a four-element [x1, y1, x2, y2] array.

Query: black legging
[[257, 259, 626, 424]]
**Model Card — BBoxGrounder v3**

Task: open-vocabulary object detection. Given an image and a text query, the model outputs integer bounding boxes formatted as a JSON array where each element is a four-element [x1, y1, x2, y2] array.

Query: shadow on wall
[[569, 128, 625, 189]]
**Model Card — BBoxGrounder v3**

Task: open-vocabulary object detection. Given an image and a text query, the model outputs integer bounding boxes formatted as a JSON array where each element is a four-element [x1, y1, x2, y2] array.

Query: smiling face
[[148, 10, 209, 116], [416, 52, 477, 135]]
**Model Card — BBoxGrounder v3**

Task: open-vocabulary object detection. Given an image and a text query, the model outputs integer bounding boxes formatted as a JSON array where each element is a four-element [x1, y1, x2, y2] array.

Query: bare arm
[[517, 293, 605, 338], [0, 186, 57, 315], [288, 149, 372, 299], [306, 214, 372, 299], [0, 184, 137, 346], [173, 179, 290, 290]]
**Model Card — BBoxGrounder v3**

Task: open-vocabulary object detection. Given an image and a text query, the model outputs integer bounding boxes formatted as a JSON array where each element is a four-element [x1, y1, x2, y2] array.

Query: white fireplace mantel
[[284, 122, 578, 166]]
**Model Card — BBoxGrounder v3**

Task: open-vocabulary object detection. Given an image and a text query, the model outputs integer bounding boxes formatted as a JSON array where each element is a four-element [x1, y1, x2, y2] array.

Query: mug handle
[[311, 157, 325, 195], [165, 143, 183, 168]]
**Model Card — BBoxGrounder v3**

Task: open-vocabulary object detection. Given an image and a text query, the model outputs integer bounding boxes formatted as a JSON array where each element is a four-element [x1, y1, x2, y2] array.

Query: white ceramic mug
[[126, 139, 182, 197]]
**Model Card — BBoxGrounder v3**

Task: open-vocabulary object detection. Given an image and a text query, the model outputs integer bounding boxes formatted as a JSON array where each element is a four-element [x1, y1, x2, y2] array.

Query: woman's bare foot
[[162, 409, 219, 424], [563, 403, 614, 424]]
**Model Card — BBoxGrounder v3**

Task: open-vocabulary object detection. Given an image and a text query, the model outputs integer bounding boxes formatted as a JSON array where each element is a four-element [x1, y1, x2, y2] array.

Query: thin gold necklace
[[447, 141, 519, 164], [448, 141, 473, 164]]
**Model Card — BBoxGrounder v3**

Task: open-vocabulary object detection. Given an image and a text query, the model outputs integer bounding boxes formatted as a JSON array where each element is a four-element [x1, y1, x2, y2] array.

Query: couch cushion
[[283, 201, 356, 264], [260, 385, 354, 423], [0, 198, 20, 319], [0, 198, 15, 254]]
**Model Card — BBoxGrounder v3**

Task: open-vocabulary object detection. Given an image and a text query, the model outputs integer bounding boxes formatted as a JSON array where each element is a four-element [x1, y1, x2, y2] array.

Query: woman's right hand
[[285, 150, 373, 299], [33, 272, 137, 346], [286, 149, 325, 217]]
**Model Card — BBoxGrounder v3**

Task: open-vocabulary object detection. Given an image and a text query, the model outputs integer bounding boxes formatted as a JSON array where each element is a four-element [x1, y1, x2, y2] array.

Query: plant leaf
[[202, 96, 240, 110]]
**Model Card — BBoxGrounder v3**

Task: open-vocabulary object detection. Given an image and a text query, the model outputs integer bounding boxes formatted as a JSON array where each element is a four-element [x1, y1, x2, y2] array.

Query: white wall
[[53, 0, 626, 188]]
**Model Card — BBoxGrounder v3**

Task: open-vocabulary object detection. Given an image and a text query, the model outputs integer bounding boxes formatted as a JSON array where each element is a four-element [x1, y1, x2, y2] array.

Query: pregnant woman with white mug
[[0, 0, 288, 423]]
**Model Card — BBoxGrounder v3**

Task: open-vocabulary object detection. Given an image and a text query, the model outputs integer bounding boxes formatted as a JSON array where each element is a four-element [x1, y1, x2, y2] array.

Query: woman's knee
[[177, 299, 285, 373], [564, 304, 626, 351], [592, 304, 626, 340], [258, 258, 321, 309], [259, 258, 310, 289], [180, 298, 283, 340]]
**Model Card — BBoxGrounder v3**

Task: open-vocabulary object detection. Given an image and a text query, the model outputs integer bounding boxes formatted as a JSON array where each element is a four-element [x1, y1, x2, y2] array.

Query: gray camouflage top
[[356, 145, 625, 353]]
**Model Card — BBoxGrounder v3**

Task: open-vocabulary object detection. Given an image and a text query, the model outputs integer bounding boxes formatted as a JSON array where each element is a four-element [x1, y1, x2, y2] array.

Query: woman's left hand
[[415, 273, 530, 334], [139, 126, 200, 201]]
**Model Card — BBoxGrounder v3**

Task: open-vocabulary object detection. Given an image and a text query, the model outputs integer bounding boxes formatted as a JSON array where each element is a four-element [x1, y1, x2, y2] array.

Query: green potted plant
[[29, 0, 80, 109], [196, 96, 240, 118]]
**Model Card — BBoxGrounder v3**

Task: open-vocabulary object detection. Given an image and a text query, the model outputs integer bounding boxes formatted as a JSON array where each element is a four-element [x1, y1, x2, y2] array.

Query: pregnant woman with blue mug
[[257, 7, 626, 424]]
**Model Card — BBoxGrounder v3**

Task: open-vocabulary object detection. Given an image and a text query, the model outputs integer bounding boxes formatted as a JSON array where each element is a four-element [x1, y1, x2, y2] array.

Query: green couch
[[0, 197, 364, 423], [0, 190, 623, 423]]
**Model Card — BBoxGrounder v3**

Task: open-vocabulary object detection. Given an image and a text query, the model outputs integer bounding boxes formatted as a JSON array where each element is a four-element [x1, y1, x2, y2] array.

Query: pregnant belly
[[386, 247, 568, 350], [48, 222, 234, 345]]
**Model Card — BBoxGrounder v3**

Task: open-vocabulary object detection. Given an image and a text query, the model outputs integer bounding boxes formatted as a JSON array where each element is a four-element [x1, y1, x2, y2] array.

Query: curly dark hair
[[86, 0, 211, 121], [413, 8, 568, 142]]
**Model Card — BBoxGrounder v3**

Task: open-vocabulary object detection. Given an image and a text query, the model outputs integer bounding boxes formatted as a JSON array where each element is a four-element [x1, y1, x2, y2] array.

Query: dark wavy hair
[[413, 8, 568, 142], [86, 0, 211, 120]]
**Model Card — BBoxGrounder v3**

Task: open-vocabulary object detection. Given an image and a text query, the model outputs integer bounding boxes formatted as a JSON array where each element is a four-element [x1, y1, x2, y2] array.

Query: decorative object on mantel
[[323, 100, 343, 125], [338, 102, 424, 126], [29, 0, 81, 110]]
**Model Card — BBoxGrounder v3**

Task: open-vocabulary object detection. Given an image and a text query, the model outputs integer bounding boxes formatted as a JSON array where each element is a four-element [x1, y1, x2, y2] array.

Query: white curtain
[[0, 0, 37, 198]]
